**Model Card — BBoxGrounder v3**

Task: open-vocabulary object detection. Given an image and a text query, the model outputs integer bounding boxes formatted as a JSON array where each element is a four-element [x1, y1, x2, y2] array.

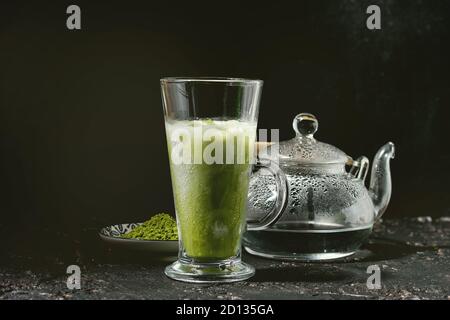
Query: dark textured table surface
[[1, 217, 449, 300]]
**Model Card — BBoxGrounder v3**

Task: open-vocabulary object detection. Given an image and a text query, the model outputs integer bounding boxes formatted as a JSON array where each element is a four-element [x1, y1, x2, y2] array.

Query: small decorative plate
[[99, 223, 178, 255]]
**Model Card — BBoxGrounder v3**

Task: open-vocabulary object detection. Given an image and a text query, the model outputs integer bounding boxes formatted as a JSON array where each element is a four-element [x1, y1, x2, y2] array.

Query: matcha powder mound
[[121, 213, 178, 241]]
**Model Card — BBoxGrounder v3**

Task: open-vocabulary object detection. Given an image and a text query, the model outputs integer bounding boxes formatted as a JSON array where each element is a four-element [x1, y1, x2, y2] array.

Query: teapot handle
[[246, 158, 289, 231], [348, 156, 369, 181]]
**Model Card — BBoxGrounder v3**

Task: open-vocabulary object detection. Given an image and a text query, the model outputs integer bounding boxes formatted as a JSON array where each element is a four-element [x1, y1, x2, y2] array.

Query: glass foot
[[165, 259, 255, 283]]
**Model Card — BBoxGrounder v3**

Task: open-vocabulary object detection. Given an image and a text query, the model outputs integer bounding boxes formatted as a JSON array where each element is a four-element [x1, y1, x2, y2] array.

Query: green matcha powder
[[121, 213, 178, 241]]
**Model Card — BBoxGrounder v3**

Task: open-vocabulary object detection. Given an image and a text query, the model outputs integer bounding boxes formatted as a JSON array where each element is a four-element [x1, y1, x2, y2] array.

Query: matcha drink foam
[[165, 119, 257, 261]]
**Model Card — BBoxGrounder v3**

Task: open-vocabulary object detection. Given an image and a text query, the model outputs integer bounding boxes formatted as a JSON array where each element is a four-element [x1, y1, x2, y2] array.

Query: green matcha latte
[[166, 119, 256, 261]]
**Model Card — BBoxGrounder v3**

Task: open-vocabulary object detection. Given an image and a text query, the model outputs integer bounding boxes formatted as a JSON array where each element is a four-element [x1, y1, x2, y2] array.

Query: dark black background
[[0, 1, 449, 259]]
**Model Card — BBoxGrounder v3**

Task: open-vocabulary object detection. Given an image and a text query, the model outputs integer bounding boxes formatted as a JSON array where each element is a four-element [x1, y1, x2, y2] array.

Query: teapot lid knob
[[293, 113, 318, 138]]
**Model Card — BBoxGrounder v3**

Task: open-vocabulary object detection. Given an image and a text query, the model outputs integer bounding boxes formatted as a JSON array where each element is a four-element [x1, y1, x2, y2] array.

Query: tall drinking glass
[[161, 77, 284, 283]]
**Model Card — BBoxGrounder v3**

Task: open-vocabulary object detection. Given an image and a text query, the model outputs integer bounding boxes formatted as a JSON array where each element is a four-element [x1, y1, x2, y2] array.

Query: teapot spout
[[369, 142, 395, 220]]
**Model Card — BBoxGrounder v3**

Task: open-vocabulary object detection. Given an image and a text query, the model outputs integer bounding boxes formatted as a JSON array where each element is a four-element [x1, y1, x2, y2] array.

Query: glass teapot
[[244, 113, 395, 261]]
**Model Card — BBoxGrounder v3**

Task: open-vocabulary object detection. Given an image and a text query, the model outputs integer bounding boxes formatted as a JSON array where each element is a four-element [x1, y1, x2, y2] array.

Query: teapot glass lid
[[277, 113, 351, 165]]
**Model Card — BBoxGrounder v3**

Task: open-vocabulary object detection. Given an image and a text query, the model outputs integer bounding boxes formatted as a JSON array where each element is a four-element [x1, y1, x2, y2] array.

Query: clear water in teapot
[[243, 221, 372, 261], [245, 167, 374, 260]]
